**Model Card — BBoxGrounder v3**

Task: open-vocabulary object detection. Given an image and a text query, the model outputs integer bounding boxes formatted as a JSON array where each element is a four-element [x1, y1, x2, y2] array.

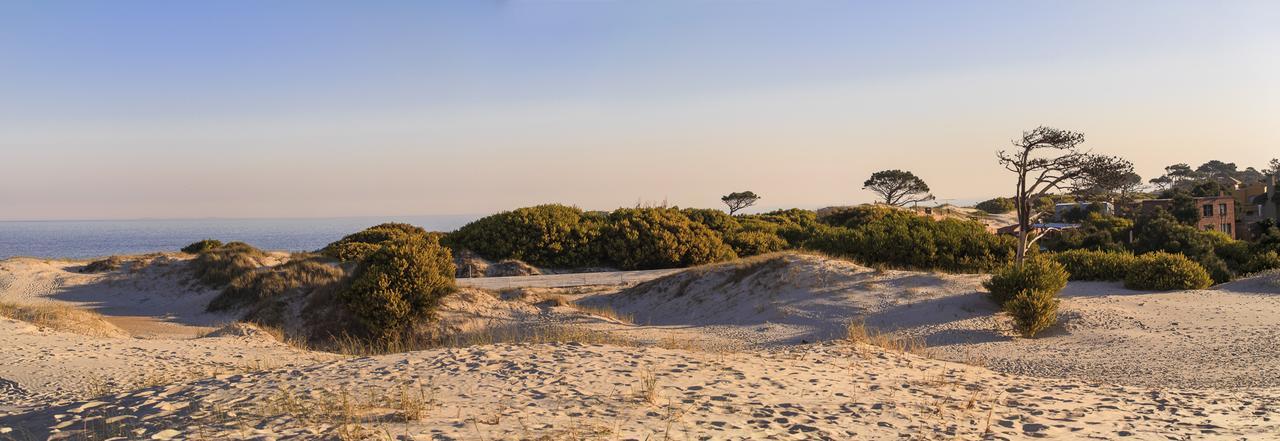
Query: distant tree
[[1266, 158, 1280, 176], [1077, 171, 1143, 203], [862, 170, 935, 207], [720, 191, 761, 216], [1149, 163, 1198, 191], [997, 126, 1133, 263], [1169, 191, 1200, 225], [1195, 160, 1239, 181], [1189, 180, 1225, 197]]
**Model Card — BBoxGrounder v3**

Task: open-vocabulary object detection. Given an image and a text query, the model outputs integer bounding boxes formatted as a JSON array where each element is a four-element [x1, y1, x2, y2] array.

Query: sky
[[2, 0, 1278, 220]]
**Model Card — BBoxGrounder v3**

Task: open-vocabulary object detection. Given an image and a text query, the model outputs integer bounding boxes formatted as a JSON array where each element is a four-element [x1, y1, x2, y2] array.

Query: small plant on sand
[[982, 256, 1067, 306], [1003, 289, 1058, 337], [338, 236, 456, 341], [633, 367, 659, 405], [80, 256, 124, 273], [1123, 251, 1213, 290], [845, 321, 928, 355], [182, 239, 224, 254]]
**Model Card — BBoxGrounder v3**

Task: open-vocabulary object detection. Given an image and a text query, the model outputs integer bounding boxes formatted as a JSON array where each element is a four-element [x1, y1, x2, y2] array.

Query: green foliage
[[447, 204, 602, 268], [189, 242, 270, 288], [1041, 213, 1133, 253], [209, 257, 344, 311], [181, 239, 224, 254], [863, 169, 934, 206], [975, 197, 1015, 214], [720, 191, 761, 215], [982, 257, 1068, 306], [600, 208, 737, 270], [321, 223, 431, 262], [807, 208, 1016, 273], [1003, 289, 1059, 338], [725, 230, 788, 257], [1051, 249, 1137, 281], [681, 208, 742, 235], [338, 237, 456, 340], [1123, 252, 1213, 290]]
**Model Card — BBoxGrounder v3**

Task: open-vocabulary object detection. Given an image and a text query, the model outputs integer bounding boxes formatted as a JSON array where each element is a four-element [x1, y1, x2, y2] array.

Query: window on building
[[1223, 224, 1232, 235], [1219, 203, 1228, 216], [1203, 204, 1213, 217]]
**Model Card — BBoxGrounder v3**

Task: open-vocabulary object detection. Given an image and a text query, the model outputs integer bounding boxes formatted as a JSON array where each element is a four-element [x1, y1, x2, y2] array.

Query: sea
[[0, 216, 478, 260]]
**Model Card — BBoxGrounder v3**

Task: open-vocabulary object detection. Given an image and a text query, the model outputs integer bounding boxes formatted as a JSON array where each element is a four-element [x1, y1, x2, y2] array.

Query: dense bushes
[[600, 208, 737, 270], [189, 242, 270, 288], [975, 197, 1015, 214], [447, 204, 602, 268], [806, 206, 1016, 273], [982, 257, 1068, 306], [725, 230, 789, 256], [1052, 249, 1136, 281], [1123, 252, 1213, 290], [338, 236, 456, 340], [1131, 210, 1276, 283], [322, 223, 433, 262], [208, 256, 344, 311], [181, 239, 224, 254]]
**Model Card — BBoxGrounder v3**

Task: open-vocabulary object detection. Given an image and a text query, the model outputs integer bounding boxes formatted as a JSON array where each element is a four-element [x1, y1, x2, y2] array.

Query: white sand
[[1, 252, 1278, 439]]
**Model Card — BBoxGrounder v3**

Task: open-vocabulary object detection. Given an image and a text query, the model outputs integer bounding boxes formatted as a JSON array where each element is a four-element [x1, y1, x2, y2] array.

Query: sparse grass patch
[[633, 367, 659, 405], [189, 242, 270, 288], [208, 256, 344, 311], [0, 301, 127, 338], [844, 321, 928, 355]]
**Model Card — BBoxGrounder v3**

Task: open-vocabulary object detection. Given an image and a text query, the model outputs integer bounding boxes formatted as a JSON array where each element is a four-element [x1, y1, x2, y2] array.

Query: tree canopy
[[862, 170, 934, 206], [720, 191, 761, 216]]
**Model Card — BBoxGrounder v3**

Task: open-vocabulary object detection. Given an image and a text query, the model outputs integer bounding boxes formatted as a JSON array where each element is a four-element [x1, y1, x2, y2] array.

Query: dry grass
[[567, 302, 633, 323], [0, 301, 128, 338], [844, 321, 928, 356], [633, 367, 659, 405]]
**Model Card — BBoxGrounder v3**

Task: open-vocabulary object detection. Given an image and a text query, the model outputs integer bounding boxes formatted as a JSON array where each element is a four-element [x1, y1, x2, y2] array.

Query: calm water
[[0, 216, 478, 260]]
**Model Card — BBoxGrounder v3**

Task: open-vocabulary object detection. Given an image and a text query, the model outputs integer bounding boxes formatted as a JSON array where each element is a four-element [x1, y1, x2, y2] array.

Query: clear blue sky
[[2, 1, 1278, 220]]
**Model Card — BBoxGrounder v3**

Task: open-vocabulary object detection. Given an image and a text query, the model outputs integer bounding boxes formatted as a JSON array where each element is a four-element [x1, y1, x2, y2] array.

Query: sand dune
[[2, 252, 1279, 439]]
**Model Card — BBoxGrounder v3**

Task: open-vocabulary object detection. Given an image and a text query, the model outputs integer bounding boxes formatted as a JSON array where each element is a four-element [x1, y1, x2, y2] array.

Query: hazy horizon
[[4, 1, 1278, 221]]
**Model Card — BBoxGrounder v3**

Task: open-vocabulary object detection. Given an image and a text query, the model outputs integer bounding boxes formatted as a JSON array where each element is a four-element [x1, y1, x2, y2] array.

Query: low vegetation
[[80, 256, 124, 273], [189, 241, 271, 288], [983, 257, 1067, 337], [1123, 252, 1213, 290], [181, 239, 224, 254], [321, 223, 436, 262], [807, 205, 1016, 273], [208, 255, 345, 311], [600, 207, 738, 270], [338, 235, 456, 341], [974, 197, 1015, 214], [1002, 289, 1059, 338], [0, 301, 127, 338], [982, 257, 1067, 306], [1051, 249, 1137, 281]]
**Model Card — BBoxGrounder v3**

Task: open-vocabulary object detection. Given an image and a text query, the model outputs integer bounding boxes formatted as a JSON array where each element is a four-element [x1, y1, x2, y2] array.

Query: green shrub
[[208, 256, 345, 311], [448, 204, 602, 268], [975, 197, 1015, 214], [806, 211, 1015, 273], [681, 208, 741, 235], [338, 237, 456, 340], [982, 257, 1068, 306], [181, 239, 224, 254], [81, 256, 124, 273], [189, 242, 270, 288], [1003, 289, 1059, 338], [725, 230, 788, 257], [1052, 249, 1136, 281], [321, 223, 430, 262], [600, 208, 736, 270], [1123, 252, 1213, 290]]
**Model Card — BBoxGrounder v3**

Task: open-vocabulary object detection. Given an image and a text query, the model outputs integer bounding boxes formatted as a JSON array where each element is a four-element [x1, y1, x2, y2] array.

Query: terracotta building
[[1228, 177, 1272, 240], [1138, 195, 1237, 239]]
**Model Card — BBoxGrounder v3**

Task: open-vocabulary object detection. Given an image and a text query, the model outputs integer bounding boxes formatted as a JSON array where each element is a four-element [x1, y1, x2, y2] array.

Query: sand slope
[[3, 342, 1276, 440]]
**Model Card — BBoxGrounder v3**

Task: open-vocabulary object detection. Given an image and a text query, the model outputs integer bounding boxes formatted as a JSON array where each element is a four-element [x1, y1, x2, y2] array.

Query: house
[[1228, 177, 1272, 240], [1052, 202, 1114, 222], [1138, 195, 1237, 239]]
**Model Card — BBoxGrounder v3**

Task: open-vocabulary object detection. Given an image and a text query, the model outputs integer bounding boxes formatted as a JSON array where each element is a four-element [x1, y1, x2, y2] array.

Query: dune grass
[[0, 301, 127, 338]]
